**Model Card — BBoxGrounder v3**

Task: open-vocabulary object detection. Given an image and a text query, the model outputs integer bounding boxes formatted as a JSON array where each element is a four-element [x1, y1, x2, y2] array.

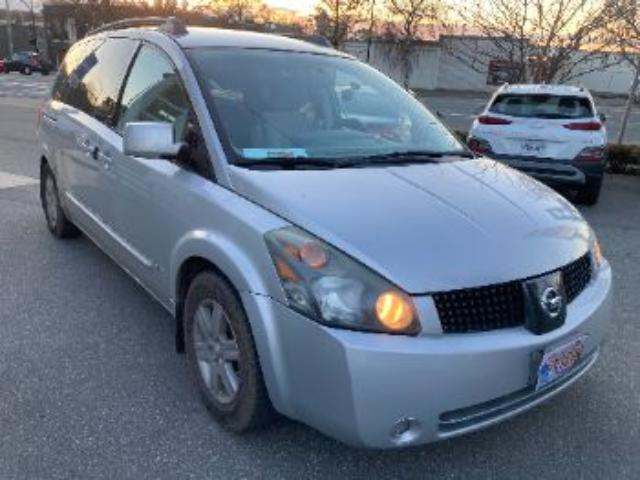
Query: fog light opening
[[390, 417, 421, 446]]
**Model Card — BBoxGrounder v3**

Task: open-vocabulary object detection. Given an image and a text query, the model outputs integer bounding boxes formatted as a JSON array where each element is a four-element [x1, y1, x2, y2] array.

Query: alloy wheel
[[193, 299, 241, 404]]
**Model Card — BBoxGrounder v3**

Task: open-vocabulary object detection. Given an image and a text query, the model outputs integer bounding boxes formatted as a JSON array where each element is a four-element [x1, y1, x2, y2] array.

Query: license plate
[[535, 335, 587, 390], [521, 140, 546, 155]]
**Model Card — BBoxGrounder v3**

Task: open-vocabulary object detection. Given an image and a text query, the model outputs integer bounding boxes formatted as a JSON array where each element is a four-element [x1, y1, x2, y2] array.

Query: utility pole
[[4, 0, 13, 58], [365, 0, 376, 63], [16, 0, 36, 51], [617, 63, 640, 144]]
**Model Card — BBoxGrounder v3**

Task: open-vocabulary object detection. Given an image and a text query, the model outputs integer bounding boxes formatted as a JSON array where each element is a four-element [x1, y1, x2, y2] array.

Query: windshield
[[489, 94, 594, 119], [187, 48, 466, 164]]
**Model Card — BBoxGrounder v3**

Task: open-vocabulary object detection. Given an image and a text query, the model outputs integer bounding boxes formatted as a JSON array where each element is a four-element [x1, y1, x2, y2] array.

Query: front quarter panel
[[169, 192, 288, 303]]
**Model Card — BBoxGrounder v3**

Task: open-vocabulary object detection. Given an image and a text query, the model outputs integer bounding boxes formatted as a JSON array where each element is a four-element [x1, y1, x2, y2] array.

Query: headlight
[[265, 227, 420, 335], [590, 230, 603, 275]]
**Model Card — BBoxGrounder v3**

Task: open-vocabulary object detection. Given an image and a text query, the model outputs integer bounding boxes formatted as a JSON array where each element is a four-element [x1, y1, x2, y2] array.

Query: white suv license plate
[[535, 335, 587, 391], [521, 140, 546, 155]]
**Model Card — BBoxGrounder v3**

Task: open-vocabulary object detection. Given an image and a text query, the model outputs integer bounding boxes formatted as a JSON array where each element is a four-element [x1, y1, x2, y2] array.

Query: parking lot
[[1, 73, 639, 479]]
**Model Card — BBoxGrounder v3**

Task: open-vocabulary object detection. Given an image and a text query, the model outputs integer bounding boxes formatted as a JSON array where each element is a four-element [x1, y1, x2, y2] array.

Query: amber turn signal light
[[300, 242, 328, 269], [375, 291, 414, 331]]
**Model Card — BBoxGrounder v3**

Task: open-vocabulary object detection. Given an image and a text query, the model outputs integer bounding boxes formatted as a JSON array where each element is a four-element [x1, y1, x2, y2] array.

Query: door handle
[[78, 138, 93, 154], [42, 112, 57, 124]]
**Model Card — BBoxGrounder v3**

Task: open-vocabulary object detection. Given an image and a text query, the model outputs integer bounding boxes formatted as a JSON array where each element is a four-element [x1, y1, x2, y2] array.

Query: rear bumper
[[490, 154, 604, 186], [242, 261, 613, 448]]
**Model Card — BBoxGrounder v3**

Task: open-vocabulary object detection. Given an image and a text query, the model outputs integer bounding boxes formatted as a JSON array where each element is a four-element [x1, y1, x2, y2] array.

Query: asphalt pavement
[[0, 74, 639, 479]]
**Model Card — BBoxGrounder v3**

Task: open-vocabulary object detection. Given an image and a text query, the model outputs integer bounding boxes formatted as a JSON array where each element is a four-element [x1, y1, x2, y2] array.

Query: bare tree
[[381, 0, 441, 88], [314, 0, 366, 48], [207, 0, 264, 27], [602, 0, 640, 142], [445, 0, 616, 84]]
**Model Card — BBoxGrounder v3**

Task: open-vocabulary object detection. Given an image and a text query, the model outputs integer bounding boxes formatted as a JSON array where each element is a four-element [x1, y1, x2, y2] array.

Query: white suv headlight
[[265, 227, 420, 335]]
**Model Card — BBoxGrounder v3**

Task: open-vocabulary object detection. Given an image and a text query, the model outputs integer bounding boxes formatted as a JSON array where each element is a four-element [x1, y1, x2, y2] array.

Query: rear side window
[[52, 39, 102, 103], [64, 38, 139, 124], [489, 94, 594, 119]]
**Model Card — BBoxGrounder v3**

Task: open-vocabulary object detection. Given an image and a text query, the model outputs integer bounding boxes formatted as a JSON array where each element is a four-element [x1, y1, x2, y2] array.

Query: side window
[[116, 44, 191, 140], [52, 39, 101, 103], [117, 44, 212, 177], [66, 38, 139, 124]]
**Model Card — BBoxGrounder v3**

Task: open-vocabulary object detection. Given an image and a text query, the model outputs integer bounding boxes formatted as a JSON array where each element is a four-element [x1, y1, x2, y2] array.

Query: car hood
[[229, 158, 591, 294]]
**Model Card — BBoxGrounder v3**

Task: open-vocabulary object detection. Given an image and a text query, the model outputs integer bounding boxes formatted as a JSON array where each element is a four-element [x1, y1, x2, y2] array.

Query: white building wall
[[344, 42, 440, 90], [344, 40, 637, 96]]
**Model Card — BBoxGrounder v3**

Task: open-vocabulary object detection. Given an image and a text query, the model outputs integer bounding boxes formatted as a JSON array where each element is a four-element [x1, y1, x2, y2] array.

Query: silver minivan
[[38, 18, 612, 448]]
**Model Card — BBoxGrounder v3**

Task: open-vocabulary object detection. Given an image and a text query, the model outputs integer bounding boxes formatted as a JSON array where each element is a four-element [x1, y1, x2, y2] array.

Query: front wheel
[[40, 163, 80, 238], [21, 65, 32, 75], [184, 271, 275, 432]]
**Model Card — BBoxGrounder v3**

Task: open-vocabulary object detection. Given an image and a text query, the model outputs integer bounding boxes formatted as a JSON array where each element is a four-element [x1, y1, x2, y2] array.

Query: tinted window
[[489, 94, 594, 119], [65, 38, 138, 124], [52, 39, 102, 103], [116, 44, 191, 141]]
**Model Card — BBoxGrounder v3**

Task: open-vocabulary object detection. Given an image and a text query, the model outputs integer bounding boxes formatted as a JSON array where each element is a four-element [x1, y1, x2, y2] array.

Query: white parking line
[[0, 171, 39, 190]]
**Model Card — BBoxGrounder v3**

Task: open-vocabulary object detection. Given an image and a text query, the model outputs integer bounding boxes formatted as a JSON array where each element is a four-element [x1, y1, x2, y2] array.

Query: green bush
[[607, 144, 640, 174]]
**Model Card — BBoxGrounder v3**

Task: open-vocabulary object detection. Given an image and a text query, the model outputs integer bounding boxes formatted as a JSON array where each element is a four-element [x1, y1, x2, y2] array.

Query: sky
[[4, 0, 318, 14], [264, 0, 318, 14]]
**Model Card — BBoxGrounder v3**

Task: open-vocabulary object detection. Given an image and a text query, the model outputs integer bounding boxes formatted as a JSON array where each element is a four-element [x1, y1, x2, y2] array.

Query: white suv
[[468, 84, 607, 205]]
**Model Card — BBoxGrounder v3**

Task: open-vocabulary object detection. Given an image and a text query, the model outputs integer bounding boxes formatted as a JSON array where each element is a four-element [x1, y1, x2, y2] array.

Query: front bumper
[[490, 154, 604, 187], [242, 261, 613, 448]]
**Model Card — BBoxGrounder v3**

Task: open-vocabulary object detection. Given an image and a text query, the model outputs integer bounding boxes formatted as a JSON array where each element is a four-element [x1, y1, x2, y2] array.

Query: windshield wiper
[[235, 157, 344, 170], [342, 150, 473, 166], [235, 150, 473, 170]]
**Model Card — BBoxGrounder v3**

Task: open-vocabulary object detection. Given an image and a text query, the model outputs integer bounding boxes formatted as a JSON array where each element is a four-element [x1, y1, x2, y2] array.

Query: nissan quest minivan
[[37, 18, 613, 448]]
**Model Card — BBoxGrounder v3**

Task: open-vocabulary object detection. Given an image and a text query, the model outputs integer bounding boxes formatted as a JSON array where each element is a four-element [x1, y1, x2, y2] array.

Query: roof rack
[[88, 16, 188, 37], [280, 33, 333, 48]]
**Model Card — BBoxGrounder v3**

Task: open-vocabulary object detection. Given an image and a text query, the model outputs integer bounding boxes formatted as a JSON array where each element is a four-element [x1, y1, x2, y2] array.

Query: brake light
[[575, 146, 605, 163], [563, 121, 602, 131], [478, 115, 512, 125], [467, 137, 493, 155]]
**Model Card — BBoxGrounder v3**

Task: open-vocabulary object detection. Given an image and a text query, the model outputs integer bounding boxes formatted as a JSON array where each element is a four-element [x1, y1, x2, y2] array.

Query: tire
[[184, 271, 275, 432], [40, 163, 80, 238], [22, 65, 32, 75], [575, 175, 603, 206]]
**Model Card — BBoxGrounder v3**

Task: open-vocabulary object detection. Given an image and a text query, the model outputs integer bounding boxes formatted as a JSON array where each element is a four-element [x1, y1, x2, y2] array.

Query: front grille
[[561, 254, 592, 303], [433, 254, 593, 334], [434, 281, 525, 333]]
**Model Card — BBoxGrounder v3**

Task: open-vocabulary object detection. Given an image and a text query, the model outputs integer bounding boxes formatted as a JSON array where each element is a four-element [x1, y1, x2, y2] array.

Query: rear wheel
[[184, 271, 275, 432], [40, 163, 80, 238], [575, 175, 603, 206], [21, 65, 32, 75]]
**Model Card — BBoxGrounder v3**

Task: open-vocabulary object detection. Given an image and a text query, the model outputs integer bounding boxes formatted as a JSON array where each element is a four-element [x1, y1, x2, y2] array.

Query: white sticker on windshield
[[242, 148, 308, 159]]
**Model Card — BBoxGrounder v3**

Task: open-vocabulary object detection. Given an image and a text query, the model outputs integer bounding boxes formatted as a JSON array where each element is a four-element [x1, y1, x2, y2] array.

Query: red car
[[0, 57, 6, 73]]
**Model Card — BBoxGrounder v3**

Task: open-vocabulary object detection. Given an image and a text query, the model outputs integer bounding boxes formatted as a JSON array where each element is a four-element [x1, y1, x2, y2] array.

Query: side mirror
[[123, 122, 183, 159], [598, 112, 607, 123]]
